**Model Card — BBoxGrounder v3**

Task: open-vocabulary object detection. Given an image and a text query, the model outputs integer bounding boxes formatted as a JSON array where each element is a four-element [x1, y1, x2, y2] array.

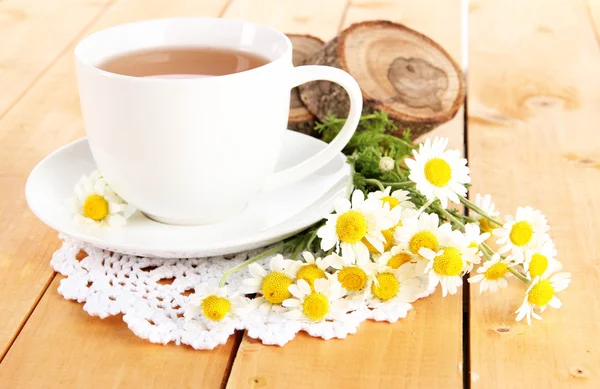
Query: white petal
[[248, 263, 267, 279], [282, 298, 301, 308]]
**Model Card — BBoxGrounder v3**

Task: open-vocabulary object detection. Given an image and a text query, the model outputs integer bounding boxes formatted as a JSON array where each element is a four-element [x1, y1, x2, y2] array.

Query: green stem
[[218, 243, 286, 287], [458, 195, 503, 227], [364, 178, 385, 191], [434, 204, 466, 229], [508, 267, 530, 283], [381, 180, 414, 186]]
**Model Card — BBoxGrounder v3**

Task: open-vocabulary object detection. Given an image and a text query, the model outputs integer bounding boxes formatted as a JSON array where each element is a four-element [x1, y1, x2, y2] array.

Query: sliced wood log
[[299, 21, 465, 140], [286, 34, 324, 135]]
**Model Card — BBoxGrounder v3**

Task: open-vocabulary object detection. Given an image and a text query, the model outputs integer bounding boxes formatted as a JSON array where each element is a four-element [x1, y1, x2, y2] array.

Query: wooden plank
[[0, 0, 112, 117], [0, 278, 238, 388], [0, 0, 230, 371], [223, 0, 348, 40], [468, 0, 600, 387], [226, 1, 465, 388]]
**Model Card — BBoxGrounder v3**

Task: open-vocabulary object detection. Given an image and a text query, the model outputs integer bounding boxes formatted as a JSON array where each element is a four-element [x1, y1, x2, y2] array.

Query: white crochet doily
[[51, 234, 435, 350]]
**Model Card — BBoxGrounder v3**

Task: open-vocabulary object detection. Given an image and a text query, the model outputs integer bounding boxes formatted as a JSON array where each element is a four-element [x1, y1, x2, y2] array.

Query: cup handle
[[262, 65, 363, 191]]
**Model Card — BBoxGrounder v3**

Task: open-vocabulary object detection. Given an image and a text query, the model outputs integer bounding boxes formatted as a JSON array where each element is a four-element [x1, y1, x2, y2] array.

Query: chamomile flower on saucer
[[282, 277, 349, 322], [394, 212, 452, 259], [468, 254, 514, 293], [240, 254, 302, 312], [473, 193, 500, 233], [523, 238, 560, 279], [368, 186, 415, 210], [515, 271, 571, 325], [404, 137, 470, 208], [296, 252, 330, 290], [419, 230, 477, 296], [328, 253, 377, 293], [184, 283, 247, 328], [70, 170, 135, 226], [317, 190, 393, 262], [493, 206, 551, 263]]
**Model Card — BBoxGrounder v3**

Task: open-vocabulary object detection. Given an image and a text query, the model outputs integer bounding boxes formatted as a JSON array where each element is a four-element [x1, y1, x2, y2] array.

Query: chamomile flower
[[70, 170, 135, 226], [317, 190, 393, 261], [296, 252, 330, 290], [515, 272, 571, 325], [493, 206, 551, 262], [240, 254, 302, 312], [463, 223, 490, 271], [184, 283, 247, 327], [368, 186, 415, 210], [468, 254, 514, 293], [379, 156, 395, 172], [377, 246, 416, 270], [419, 230, 478, 296], [394, 212, 452, 259], [366, 264, 423, 306], [405, 137, 470, 208], [328, 253, 377, 293], [523, 238, 561, 279], [473, 193, 500, 233], [282, 277, 349, 322]]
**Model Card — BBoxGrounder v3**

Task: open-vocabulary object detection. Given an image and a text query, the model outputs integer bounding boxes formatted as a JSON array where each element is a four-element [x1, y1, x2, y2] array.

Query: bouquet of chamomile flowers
[[194, 112, 571, 328], [71, 112, 571, 330]]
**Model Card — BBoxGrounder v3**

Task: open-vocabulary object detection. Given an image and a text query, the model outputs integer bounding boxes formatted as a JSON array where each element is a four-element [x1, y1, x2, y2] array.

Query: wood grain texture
[[0, 278, 238, 388], [469, 0, 600, 387], [226, 1, 465, 388], [0, 0, 113, 117], [0, 0, 229, 369], [222, 0, 348, 40]]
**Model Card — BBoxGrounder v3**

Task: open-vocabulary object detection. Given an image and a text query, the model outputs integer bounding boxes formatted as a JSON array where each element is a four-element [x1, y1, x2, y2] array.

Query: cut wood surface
[[469, 0, 599, 387], [0, 0, 231, 377], [0, 0, 112, 117], [299, 20, 464, 140], [287, 34, 324, 135], [226, 1, 465, 388]]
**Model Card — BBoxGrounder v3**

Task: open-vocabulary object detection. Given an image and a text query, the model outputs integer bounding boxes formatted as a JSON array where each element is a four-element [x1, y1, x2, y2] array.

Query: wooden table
[[0, 0, 598, 387]]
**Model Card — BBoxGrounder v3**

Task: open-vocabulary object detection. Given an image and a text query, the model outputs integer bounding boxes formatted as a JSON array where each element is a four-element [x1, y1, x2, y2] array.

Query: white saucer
[[26, 130, 352, 258]]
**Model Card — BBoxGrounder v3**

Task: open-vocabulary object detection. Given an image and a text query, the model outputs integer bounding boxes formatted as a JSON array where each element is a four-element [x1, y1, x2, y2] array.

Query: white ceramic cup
[[74, 17, 362, 226]]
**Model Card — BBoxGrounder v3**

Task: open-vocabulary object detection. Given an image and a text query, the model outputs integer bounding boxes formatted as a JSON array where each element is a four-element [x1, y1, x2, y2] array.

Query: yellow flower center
[[527, 280, 554, 307], [261, 272, 293, 304], [479, 218, 494, 233], [202, 295, 231, 321], [302, 292, 329, 321], [424, 158, 452, 187], [387, 252, 412, 269], [362, 228, 394, 254], [83, 194, 109, 221], [381, 196, 400, 209], [484, 262, 508, 280], [409, 231, 439, 255], [509, 221, 533, 247], [372, 273, 399, 301], [528, 253, 548, 278], [432, 247, 463, 276], [297, 264, 326, 290], [337, 266, 368, 291], [336, 211, 368, 243]]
